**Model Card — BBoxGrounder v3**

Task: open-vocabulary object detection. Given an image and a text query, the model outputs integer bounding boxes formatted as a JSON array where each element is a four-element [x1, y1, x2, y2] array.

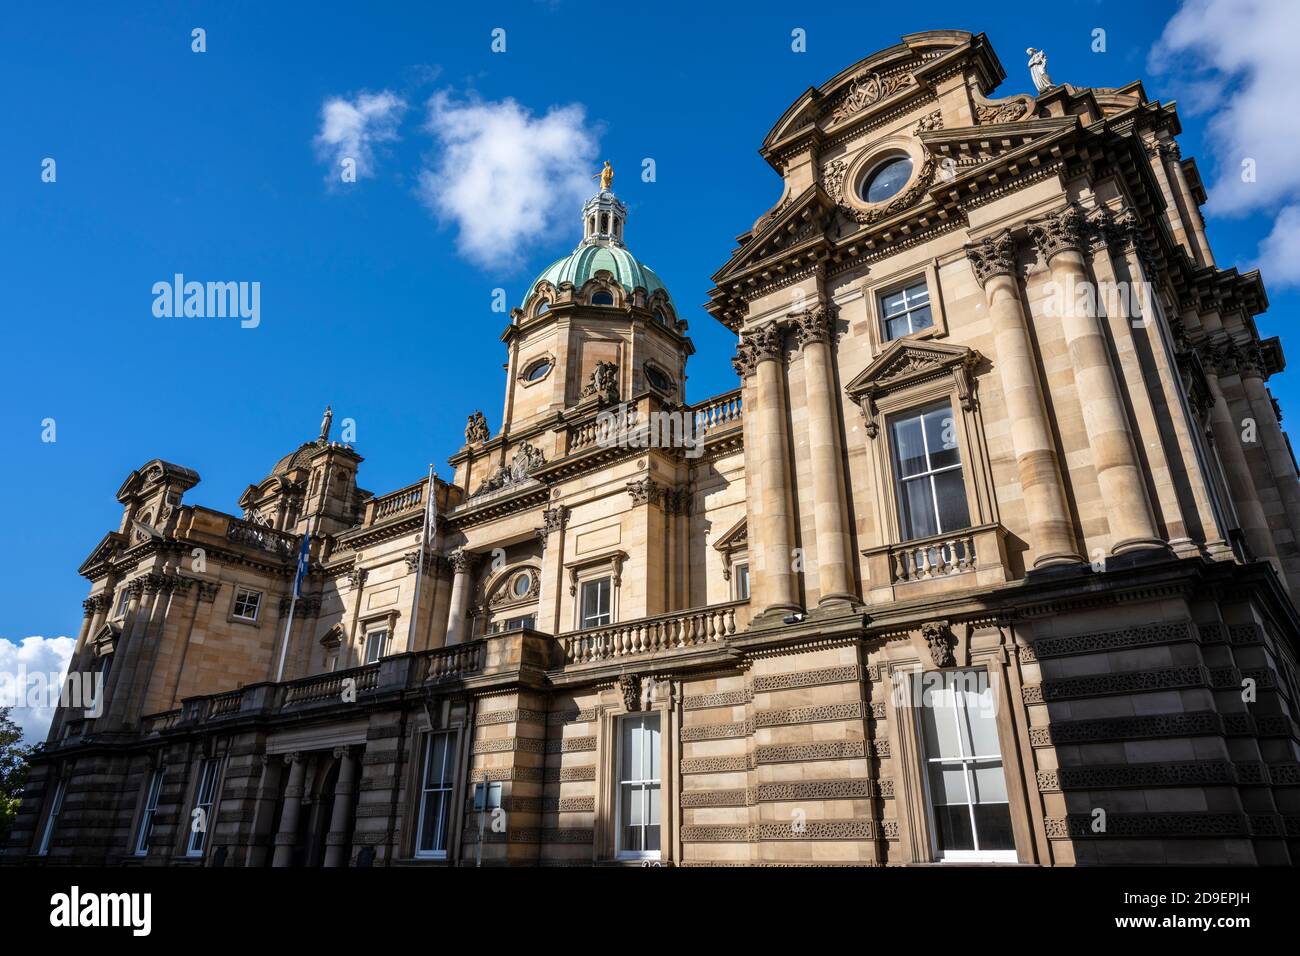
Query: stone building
[[7, 30, 1300, 868]]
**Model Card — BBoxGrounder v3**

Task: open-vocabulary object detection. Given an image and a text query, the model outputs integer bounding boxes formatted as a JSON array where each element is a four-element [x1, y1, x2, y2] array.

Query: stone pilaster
[[965, 231, 1082, 566]]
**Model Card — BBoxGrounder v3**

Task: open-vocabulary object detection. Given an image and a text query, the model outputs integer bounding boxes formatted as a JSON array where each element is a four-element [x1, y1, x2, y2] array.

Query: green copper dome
[[524, 187, 671, 305], [529, 244, 668, 301]]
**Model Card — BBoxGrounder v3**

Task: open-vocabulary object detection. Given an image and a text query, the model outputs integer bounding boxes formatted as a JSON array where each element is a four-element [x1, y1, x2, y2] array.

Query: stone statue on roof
[[319, 404, 333, 442], [1027, 48, 1054, 94]]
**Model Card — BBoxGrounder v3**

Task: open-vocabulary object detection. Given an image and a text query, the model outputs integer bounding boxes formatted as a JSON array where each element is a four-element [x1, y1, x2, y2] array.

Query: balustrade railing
[[569, 406, 641, 452], [690, 389, 743, 436], [891, 531, 977, 582], [373, 481, 424, 520], [281, 663, 379, 706], [424, 641, 486, 682], [558, 601, 746, 665], [226, 518, 299, 558]]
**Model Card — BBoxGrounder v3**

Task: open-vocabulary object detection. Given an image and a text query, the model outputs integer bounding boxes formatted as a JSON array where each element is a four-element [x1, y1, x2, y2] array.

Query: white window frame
[[580, 577, 612, 629], [134, 768, 166, 856], [363, 628, 389, 664], [37, 777, 67, 856], [614, 714, 662, 862], [185, 756, 224, 858], [414, 731, 456, 859], [115, 590, 131, 619], [231, 587, 262, 622], [879, 279, 933, 342], [915, 670, 1016, 863], [733, 562, 750, 601], [890, 400, 971, 542]]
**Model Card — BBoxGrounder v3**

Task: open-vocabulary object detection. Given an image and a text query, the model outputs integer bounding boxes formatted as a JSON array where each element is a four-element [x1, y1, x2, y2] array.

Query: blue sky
[[2, 0, 1297, 664]]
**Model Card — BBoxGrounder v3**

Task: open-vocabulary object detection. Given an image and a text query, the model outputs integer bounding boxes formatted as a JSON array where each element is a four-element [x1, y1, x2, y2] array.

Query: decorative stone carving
[[448, 549, 474, 575], [618, 674, 641, 711], [913, 109, 943, 133], [820, 159, 848, 203], [842, 152, 937, 225], [626, 477, 666, 507], [404, 550, 442, 575], [746, 321, 785, 364], [489, 568, 539, 608], [465, 411, 490, 445], [922, 621, 954, 667], [790, 305, 836, 348], [661, 485, 693, 515], [1027, 202, 1087, 261], [731, 339, 759, 379], [346, 568, 368, 591], [964, 230, 1018, 286], [471, 441, 546, 497], [830, 70, 916, 123], [581, 361, 619, 403], [541, 505, 570, 534], [196, 581, 221, 603]]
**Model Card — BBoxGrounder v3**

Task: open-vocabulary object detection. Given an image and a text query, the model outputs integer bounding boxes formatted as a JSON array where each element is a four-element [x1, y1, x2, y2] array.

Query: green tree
[[0, 707, 33, 845]]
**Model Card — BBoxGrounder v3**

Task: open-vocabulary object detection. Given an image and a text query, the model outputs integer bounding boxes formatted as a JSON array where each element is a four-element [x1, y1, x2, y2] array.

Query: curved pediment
[[761, 31, 1004, 162]]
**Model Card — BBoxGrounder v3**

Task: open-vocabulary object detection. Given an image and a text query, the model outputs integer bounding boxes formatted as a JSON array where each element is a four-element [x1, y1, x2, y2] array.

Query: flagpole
[[407, 464, 437, 650], [275, 515, 313, 683]]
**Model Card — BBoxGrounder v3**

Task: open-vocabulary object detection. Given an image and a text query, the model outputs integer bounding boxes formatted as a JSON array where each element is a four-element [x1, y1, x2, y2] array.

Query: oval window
[[591, 291, 615, 306], [512, 572, 531, 597], [860, 155, 914, 204], [645, 365, 673, 392], [524, 360, 551, 382]]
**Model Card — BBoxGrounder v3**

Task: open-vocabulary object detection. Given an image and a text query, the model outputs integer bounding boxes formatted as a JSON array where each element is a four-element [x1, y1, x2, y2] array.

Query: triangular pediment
[[845, 339, 978, 398], [712, 186, 837, 288], [917, 116, 1078, 188], [713, 516, 748, 552], [78, 532, 127, 576]]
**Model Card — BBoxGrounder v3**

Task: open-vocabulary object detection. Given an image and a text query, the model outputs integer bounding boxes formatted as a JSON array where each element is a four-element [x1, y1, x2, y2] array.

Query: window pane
[[919, 680, 960, 759], [645, 717, 660, 780], [923, 407, 959, 470], [972, 801, 1016, 851], [961, 682, 1001, 756], [891, 416, 927, 477], [904, 282, 929, 306], [881, 289, 907, 316], [909, 304, 934, 332], [970, 761, 1009, 805], [932, 471, 971, 534], [884, 314, 911, 341], [901, 477, 938, 540], [927, 765, 974, 851]]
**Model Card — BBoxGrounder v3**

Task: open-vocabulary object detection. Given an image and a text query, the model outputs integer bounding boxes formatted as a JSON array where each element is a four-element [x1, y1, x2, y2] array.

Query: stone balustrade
[[862, 522, 1010, 604], [691, 388, 743, 436], [424, 640, 486, 682], [372, 481, 425, 521], [225, 517, 299, 558], [557, 600, 749, 665]]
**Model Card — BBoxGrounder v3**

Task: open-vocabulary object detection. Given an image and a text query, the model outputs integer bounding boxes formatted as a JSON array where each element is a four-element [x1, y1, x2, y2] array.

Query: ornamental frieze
[[828, 70, 917, 124], [1027, 710, 1226, 747]]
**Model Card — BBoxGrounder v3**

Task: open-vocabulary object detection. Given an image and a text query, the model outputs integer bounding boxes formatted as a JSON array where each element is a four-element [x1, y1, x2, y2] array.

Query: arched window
[[591, 291, 614, 306]]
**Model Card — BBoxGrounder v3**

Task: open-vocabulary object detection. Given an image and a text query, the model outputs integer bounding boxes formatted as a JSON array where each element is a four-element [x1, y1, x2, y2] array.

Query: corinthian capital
[[747, 321, 785, 364], [731, 340, 758, 379], [1028, 203, 1088, 262], [448, 549, 474, 575], [791, 305, 837, 349], [964, 230, 1018, 288]]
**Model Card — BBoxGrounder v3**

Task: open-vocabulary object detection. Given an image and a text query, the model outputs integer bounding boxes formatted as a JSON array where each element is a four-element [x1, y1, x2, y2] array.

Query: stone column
[[792, 306, 857, 604], [739, 323, 800, 612], [271, 752, 306, 868], [49, 596, 105, 742], [965, 231, 1082, 567], [1200, 342, 1281, 569], [323, 747, 358, 868], [246, 754, 283, 867], [445, 550, 475, 646], [1238, 345, 1300, 548], [1163, 143, 1215, 268], [1028, 204, 1164, 555]]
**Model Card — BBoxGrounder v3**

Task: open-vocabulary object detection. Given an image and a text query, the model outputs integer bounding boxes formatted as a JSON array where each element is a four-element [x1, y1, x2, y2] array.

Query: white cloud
[[313, 90, 408, 180], [417, 92, 599, 269], [1257, 203, 1300, 286], [0, 635, 76, 746], [1150, 0, 1300, 285]]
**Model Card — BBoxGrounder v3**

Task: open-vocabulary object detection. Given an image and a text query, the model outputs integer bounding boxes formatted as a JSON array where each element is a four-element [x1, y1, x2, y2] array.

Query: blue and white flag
[[292, 528, 311, 600]]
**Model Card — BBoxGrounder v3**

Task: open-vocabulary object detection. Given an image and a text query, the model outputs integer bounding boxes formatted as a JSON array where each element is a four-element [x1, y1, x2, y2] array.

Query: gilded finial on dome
[[593, 161, 614, 192]]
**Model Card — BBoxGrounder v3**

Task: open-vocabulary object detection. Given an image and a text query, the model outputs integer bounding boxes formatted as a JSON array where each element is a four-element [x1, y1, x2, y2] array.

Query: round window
[[645, 365, 673, 392], [860, 155, 914, 204], [524, 360, 551, 382], [512, 573, 531, 597]]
